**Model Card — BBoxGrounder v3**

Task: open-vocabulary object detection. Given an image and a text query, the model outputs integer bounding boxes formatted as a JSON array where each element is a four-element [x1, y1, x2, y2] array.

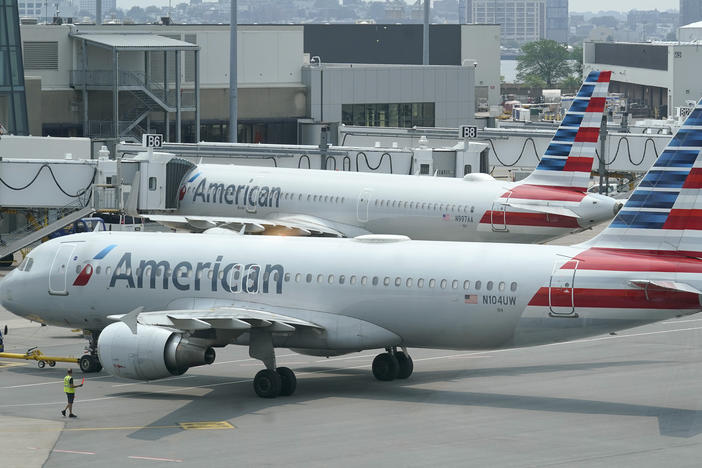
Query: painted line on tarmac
[[0, 425, 182, 433], [53, 449, 96, 455], [1, 375, 112, 389], [128, 455, 183, 463], [2, 325, 702, 408]]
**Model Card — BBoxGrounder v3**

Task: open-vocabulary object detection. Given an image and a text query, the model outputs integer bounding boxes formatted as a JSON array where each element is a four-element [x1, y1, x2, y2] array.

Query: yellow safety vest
[[64, 375, 75, 394]]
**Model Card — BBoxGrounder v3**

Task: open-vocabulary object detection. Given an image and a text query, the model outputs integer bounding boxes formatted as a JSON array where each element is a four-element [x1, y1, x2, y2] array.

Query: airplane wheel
[[372, 352, 399, 381], [48, 361, 56, 367], [395, 352, 413, 379], [253, 369, 282, 398], [94, 360, 102, 372], [79, 355, 95, 373], [276, 367, 297, 397], [37, 360, 45, 369]]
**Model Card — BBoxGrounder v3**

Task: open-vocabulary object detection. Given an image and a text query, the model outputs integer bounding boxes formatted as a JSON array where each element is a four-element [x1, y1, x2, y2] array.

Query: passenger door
[[357, 188, 372, 222], [491, 191, 510, 231], [548, 256, 578, 317], [48, 243, 77, 296]]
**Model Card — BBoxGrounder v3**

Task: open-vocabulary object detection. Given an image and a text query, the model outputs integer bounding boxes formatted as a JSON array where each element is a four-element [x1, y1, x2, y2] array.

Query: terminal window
[[342, 103, 435, 128]]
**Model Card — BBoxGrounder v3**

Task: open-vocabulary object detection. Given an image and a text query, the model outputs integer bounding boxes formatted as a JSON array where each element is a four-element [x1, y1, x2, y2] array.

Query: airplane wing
[[108, 306, 324, 334], [499, 202, 580, 219], [628, 280, 702, 295], [144, 214, 346, 237]]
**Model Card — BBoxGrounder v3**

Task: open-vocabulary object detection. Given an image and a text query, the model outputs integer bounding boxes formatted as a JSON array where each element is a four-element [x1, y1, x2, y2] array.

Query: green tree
[[570, 45, 583, 77], [517, 40, 572, 87], [560, 75, 581, 93]]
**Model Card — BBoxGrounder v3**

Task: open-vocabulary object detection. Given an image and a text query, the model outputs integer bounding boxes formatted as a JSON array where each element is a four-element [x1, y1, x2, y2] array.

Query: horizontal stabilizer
[[628, 280, 702, 295]]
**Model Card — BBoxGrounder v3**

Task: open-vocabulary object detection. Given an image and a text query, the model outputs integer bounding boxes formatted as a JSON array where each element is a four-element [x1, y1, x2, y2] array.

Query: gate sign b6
[[460, 125, 478, 139], [142, 134, 163, 148]]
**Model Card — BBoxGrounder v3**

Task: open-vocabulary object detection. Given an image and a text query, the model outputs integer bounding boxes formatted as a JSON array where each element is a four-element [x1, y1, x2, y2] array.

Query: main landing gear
[[79, 330, 102, 373], [249, 329, 296, 398], [372, 347, 413, 381]]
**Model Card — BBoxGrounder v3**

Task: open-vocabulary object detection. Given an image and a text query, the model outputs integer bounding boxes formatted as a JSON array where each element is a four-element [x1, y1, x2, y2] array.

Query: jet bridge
[[338, 125, 673, 176]]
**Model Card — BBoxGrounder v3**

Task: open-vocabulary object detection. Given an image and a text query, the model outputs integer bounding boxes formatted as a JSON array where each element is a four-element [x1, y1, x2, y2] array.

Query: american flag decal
[[442, 214, 451, 221], [464, 294, 478, 304]]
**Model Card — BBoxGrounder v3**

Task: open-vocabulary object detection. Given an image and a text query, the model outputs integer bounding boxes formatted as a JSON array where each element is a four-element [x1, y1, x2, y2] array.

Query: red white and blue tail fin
[[590, 97, 702, 252], [520, 70, 612, 190]]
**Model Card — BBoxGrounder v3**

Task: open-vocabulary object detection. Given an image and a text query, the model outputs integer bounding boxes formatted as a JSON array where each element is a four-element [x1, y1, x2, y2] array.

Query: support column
[[175, 50, 181, 143], [195, 50, 200, 142], [423, 0, 430, 65], [113, 49, 119, 139], [145, 51, 150, 133], [164, 50, 169, 142], [228, 0, 237, 142], [82, 40, 88, 137]]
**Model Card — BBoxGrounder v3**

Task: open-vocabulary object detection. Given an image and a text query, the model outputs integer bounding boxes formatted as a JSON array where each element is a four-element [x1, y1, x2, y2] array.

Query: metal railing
[[70, 70, 194, 108]]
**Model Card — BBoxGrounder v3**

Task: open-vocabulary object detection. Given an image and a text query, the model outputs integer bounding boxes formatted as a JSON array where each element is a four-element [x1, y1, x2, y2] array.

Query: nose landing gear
[[372, 347, 413, 381]]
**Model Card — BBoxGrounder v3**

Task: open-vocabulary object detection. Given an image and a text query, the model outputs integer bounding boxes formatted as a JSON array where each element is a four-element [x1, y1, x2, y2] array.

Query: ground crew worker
[[61, 368, 82, 418]]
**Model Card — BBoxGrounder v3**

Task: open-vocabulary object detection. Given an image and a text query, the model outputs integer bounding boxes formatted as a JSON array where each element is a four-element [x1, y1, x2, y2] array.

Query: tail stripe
[[589, 97, 702, 251], [520, 70, 611, 190]]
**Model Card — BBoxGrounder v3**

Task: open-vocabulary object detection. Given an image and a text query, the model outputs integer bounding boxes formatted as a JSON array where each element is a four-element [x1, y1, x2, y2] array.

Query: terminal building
[[583, 22, 702, 118], [12, 23, 500, 145]]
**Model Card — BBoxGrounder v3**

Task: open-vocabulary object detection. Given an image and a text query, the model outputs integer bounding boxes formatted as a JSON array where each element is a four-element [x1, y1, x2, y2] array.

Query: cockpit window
[[17, 257, 33, 272]]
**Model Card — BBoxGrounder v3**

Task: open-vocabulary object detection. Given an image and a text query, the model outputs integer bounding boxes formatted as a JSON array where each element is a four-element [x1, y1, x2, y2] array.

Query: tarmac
[[2, 223, 702, 467]]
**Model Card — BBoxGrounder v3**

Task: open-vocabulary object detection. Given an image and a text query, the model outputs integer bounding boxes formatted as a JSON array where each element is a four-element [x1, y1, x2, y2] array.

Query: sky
[[569, 0, 677, 13], [117, 0, 681, 14]]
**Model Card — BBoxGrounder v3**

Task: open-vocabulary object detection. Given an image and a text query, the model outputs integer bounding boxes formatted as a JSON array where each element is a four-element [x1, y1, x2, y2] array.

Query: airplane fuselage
[[175, 165, 618, 243], [4, 232, 698, 352]]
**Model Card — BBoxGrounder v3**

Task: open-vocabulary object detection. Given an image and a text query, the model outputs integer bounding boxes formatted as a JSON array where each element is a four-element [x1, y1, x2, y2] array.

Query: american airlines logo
[[108, 252, 284, 295], [191, 177, 282, 209], [72, 244, 117, 287]]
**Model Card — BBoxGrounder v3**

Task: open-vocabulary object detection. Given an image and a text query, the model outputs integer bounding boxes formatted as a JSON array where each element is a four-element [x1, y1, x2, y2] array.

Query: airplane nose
[[0, 272, 10, 307]]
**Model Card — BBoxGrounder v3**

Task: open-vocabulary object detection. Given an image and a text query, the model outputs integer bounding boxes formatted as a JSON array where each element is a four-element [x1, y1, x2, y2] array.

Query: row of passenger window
[[281, 192, 345, 204], [374, 199, 474, 213], [281, 272, 517, 292]]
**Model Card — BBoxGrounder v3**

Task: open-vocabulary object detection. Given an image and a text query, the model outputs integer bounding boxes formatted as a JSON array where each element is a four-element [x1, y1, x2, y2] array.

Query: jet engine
[[98, 322, 215, 380]]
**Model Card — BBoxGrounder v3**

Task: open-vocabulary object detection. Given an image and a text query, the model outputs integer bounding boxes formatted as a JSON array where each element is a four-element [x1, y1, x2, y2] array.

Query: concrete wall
[[304, 64, 475, 127], [20, 25, 74, 90], [460, 24, 501, 106]]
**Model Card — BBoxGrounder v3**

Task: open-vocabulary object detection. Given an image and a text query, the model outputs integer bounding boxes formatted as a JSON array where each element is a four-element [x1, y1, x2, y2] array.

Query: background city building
[[680, 0, 702, 26], [468, 0, 546, 44]]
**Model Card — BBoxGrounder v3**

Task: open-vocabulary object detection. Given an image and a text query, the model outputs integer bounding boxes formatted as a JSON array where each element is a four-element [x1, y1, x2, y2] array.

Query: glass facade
[[341, 103, 435, 128], [0, 0, 28, 135]]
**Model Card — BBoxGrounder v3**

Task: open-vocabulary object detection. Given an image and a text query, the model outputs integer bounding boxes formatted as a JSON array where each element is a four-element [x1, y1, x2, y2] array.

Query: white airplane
[[3, 95, 702, 398], [147, 71, 619, 244]]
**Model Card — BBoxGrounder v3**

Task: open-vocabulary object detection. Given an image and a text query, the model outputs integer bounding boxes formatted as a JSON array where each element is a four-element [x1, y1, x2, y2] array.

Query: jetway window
[[149, 177, 157, 191], [420, 164, 430, 175]]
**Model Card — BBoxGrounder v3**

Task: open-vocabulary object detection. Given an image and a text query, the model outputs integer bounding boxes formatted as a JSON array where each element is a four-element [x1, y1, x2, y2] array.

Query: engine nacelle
[[98, 322, 215, 380]]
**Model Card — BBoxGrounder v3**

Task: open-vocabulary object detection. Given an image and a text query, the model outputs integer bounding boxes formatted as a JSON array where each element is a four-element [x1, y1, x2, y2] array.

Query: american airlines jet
[[147, 71, 620, 244], [3, 96, 702, 398]]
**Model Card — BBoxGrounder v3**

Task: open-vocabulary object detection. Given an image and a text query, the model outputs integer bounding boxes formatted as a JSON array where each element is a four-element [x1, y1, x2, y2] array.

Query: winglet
[[120, 306, 144, 334]]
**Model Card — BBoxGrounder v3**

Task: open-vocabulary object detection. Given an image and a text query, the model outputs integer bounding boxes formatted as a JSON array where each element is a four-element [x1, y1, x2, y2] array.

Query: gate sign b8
[[460, 125, 478, 139], [142, 134, 163, 148]]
